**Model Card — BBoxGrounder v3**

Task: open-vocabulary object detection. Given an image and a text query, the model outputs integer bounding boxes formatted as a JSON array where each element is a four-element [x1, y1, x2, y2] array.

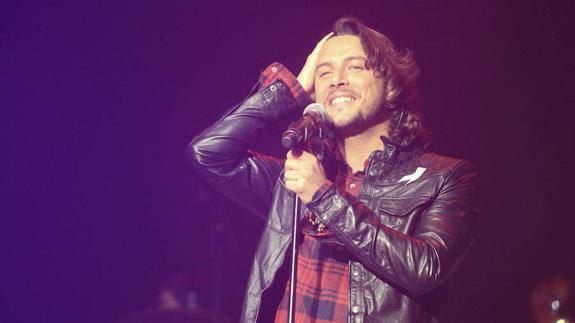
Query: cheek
[[314, 82, 328, 102], [365, 81, 384, 102]]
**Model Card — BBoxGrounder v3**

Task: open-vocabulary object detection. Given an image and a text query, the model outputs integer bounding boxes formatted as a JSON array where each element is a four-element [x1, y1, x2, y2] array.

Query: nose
[[330, 68, 348, 88]]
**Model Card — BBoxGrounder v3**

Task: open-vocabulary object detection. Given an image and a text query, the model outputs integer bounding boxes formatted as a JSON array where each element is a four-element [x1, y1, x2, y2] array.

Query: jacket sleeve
[[307, 160, 479, 295], [186, 78, 304, 219]]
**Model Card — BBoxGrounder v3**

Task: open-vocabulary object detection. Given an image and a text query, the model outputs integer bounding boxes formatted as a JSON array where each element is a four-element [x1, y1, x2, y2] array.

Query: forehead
[[317, 35, 366, 64]]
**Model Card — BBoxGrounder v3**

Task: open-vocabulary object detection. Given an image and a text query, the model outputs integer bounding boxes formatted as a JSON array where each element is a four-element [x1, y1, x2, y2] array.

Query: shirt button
[[271, 66, 278, 73], [352, 270, 359, 277], [352, 305, 361, 314], [270, 84, 277, 91], [349, 183, 356, 189]]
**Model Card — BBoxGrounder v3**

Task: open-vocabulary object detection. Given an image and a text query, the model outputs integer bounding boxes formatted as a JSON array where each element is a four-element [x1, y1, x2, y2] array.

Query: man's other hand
[[297, 32, 333, 100]]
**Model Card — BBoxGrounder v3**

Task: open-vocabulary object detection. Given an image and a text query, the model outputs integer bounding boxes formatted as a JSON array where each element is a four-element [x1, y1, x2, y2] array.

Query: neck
[[337, 120, 390, 173]]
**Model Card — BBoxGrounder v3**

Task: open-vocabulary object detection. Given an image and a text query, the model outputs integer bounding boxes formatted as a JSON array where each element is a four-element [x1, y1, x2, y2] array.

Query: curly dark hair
[[331, 17, 431, 149]]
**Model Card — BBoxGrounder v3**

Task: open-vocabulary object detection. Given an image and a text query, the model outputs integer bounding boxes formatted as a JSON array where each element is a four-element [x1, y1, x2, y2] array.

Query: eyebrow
[[315, 56, 367, 72]]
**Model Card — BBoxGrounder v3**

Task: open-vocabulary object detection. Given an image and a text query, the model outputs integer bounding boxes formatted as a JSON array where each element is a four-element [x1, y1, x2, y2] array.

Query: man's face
[[314, 35, 386, 133]]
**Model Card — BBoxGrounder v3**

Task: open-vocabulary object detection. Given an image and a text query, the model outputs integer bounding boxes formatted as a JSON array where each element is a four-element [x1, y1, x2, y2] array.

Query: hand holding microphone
[[281, 103, 331, 203]]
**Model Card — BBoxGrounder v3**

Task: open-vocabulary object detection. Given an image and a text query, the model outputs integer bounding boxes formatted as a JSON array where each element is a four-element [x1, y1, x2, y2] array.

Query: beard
[[328, 102, 391, 138]]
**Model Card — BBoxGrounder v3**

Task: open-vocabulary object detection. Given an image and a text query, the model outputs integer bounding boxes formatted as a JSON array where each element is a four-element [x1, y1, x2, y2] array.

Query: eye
[[349, 65, 365, 72], [317, 71, 331, 79]]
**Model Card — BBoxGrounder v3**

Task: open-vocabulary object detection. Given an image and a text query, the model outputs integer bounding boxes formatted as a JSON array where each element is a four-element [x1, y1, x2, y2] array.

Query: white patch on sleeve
[[399, 167, 426, 184]]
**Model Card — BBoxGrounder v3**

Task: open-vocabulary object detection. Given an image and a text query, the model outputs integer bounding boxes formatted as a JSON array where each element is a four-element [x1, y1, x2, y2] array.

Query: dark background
[[1, 0, 574, 322]]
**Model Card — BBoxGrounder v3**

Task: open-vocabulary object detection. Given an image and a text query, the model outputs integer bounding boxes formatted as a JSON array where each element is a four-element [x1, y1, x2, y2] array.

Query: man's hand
[[284, 149, 329, 204], [297, 32, 334, 99]]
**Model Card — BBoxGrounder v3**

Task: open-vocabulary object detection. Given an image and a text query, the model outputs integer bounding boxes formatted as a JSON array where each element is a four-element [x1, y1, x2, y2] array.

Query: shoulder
[[417, 152, 477, 173], [415, 153, 479, 191]]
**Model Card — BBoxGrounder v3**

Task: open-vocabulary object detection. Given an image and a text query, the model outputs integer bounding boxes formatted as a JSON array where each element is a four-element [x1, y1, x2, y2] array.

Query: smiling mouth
[[330, 96, 356, 106]]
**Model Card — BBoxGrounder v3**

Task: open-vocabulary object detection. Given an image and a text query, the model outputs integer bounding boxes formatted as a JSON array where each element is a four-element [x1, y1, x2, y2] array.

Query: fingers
[[286, 149, 314, 161], [308, 32, 333, 60], [297, 32, 334, 94], [283, 149, 328, 203], [284, 150, 315, 186], [312, 32, 334, 55], [283, 168, 313, 193], [284, 150, 317, 182], [285, 151, 315, 172], [286, 148, 303, 159], [283, 169, 299, 181], [283, 168, 303, 189]]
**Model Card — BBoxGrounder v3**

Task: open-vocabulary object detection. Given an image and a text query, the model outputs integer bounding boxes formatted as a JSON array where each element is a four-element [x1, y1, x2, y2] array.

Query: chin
[[332, 118, 363, 134], [330, 117, 352, 129], [329, 111, 354, 125]]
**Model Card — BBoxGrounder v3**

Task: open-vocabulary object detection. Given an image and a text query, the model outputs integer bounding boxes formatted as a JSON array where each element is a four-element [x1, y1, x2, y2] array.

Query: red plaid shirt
[[274, 170, 364, 323]]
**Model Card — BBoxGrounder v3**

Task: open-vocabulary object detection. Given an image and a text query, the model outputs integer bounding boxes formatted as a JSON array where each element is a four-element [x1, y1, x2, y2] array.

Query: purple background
[[1, 1, 574, 322]]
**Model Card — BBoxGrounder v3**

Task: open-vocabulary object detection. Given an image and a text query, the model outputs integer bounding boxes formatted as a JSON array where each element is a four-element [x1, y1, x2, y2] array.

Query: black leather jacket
[[188, 80, 479, 323]]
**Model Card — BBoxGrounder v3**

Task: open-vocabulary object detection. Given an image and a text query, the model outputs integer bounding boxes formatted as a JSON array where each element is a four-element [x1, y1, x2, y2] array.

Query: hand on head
[[297, 32, 334, 101]]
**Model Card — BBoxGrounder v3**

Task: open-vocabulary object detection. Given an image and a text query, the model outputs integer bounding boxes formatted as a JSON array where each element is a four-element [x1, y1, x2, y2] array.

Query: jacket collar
[[322, 134, 423, 179], [363, 136, 423, 178]]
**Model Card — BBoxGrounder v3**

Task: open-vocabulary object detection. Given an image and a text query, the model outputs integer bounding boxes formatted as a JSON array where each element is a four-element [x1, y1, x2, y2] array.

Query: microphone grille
[[303, 103, 327, 123]]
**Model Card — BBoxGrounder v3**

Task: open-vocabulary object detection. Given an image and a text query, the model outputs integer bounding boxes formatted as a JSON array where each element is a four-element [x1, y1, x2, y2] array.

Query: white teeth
[[331, 96, 355, 105]]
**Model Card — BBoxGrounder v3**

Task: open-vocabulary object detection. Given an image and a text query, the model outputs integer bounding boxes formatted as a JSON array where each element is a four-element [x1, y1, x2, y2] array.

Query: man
[[188, 17, 479, 323]]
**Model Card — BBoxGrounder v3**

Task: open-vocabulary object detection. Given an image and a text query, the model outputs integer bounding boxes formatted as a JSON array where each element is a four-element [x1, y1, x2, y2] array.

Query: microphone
[[281, 103, 327, 149]]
